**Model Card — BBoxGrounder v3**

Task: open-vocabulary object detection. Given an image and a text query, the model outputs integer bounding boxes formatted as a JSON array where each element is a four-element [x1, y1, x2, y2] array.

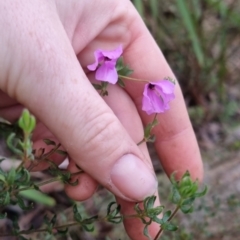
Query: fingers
[[98, 83, 160, 240], [64, 159, 99, 201], [121, 3, 203, 181], [0, 1, 157, 201]]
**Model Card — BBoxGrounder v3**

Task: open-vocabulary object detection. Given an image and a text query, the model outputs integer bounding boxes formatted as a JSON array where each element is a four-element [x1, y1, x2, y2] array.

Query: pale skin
[[0, 1, 203, 239]]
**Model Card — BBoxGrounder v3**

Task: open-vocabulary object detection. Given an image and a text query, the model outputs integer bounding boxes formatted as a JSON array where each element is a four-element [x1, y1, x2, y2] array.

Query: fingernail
[[110, 154, 158, 201]]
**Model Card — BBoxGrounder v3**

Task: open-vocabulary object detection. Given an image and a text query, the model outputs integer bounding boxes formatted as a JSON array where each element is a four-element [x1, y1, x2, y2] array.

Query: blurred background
[[132, 0, 240, 239], [1, 0, 240, 239]]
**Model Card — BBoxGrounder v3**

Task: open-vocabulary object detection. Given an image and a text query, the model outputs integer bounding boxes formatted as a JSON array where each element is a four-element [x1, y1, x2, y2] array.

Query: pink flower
[[87, 45, 123, 84], [142, 80, 175, 115]]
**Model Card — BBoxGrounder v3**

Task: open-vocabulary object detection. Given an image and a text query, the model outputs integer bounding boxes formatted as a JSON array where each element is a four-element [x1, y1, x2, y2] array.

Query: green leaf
[[170, 187, 181, 204], [116, 56, 133, 76], [144, 123, 153, 138], [6, 133, 23, 156], [162, 210, 171, 223], [6, 168, 16, 185], [143, 224, 152, 240], [82, 224, 94, 232], [170, 172, 178, 186], [107, 216, 123, 224], [164, 222, 178, 231], [0, 173, 6, 183], [152, 216, 163, 224], [193, 185, 208, 198], [56, 149, 68, 156], [43, 139, 56, 146], [181, 197, 195, 206], [117, 78, 125, 88], [116, 57, 124, 71], [19, 189, 56, 207], [73, 204, 82, 222], [1, 192, 10, 205], [134, 203, 142, 215], [148, 206, 164, 218], [107, 202, 119, 216], [180, 204, 194, 214], [18, 109, 36, 133], [144, 196, 156, 210], [16, 168, 31, 185]]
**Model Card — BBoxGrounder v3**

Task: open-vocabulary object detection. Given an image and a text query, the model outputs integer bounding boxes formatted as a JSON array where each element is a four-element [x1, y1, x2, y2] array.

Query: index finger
[[123, 4, 203, 181]]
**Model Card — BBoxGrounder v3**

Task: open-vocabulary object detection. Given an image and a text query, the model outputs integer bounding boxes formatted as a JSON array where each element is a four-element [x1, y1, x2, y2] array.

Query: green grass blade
[[133, 0, 144, 17], [150, 0, 158, 21], [176, 0, 204, 67]]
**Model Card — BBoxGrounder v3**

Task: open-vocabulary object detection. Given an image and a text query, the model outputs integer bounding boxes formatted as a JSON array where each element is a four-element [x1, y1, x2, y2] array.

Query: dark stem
[[137, 138, 145, 146], [137, 113, 158, 146], [0, 222, 79, 237], [154, 206, 180, 240]]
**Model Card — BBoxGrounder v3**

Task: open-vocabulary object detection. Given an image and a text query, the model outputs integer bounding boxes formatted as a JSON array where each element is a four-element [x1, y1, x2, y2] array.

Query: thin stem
[[152, 113, 158, 123], [154, 206, 180, 240], [118, 75, 150, 83], [12, 170, 83, 195], [137, 139, 145, 146], [137, 113, 158, 146], [16, 132, 29, 172], [0, 222, 79, 237], [0, 212, 138, 237]]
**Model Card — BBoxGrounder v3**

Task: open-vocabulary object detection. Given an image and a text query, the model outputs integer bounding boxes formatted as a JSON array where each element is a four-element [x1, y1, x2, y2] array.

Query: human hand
[[0, 1, 203, 239]]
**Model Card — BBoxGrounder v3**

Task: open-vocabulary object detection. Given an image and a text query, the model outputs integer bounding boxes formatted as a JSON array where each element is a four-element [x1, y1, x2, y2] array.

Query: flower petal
[[154, 80, 175, 94], [142, 80, 175, 115], [142, 85, 165, 115], [87, 50, 104, 71], [95, 61, 118, 84], [101, 45, 123, 60]]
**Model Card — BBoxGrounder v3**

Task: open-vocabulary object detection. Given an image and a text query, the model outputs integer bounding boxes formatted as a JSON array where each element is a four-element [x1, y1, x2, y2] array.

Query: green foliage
[[170, 171, 207, 214], [106, 202, 123, 224], [92, 81, 109, 96], [18, 109, 36, 134], [116, 56, 133, 77], [0, 110, 207, 239]]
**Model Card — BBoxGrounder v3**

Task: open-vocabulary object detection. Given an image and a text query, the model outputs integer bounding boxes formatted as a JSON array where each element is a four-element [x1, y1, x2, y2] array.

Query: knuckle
[[80, 109, 124, 158]]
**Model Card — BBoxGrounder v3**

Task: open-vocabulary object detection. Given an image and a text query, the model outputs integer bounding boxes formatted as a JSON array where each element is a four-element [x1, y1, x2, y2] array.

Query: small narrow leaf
[[3, 192, 10, 205], [164, 222, 178, 231], [19, 189, 56, 207], [193, 186, 208, 198], [6, 168, 16, 186], [117, 78, 125, 88], [43, 139, 56, 146], [143, 225, 152, 240], [162, 210, 171, 223], [56, 149, 68, 156], [82, 224, 94, 232]]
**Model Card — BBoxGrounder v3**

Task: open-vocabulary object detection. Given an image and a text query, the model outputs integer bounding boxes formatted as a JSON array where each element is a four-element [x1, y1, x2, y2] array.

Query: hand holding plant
[[0, 1, 204, 239]]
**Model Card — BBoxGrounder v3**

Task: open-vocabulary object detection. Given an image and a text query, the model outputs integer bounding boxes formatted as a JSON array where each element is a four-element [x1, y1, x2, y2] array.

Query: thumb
[[0, 1, 157, 201]]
